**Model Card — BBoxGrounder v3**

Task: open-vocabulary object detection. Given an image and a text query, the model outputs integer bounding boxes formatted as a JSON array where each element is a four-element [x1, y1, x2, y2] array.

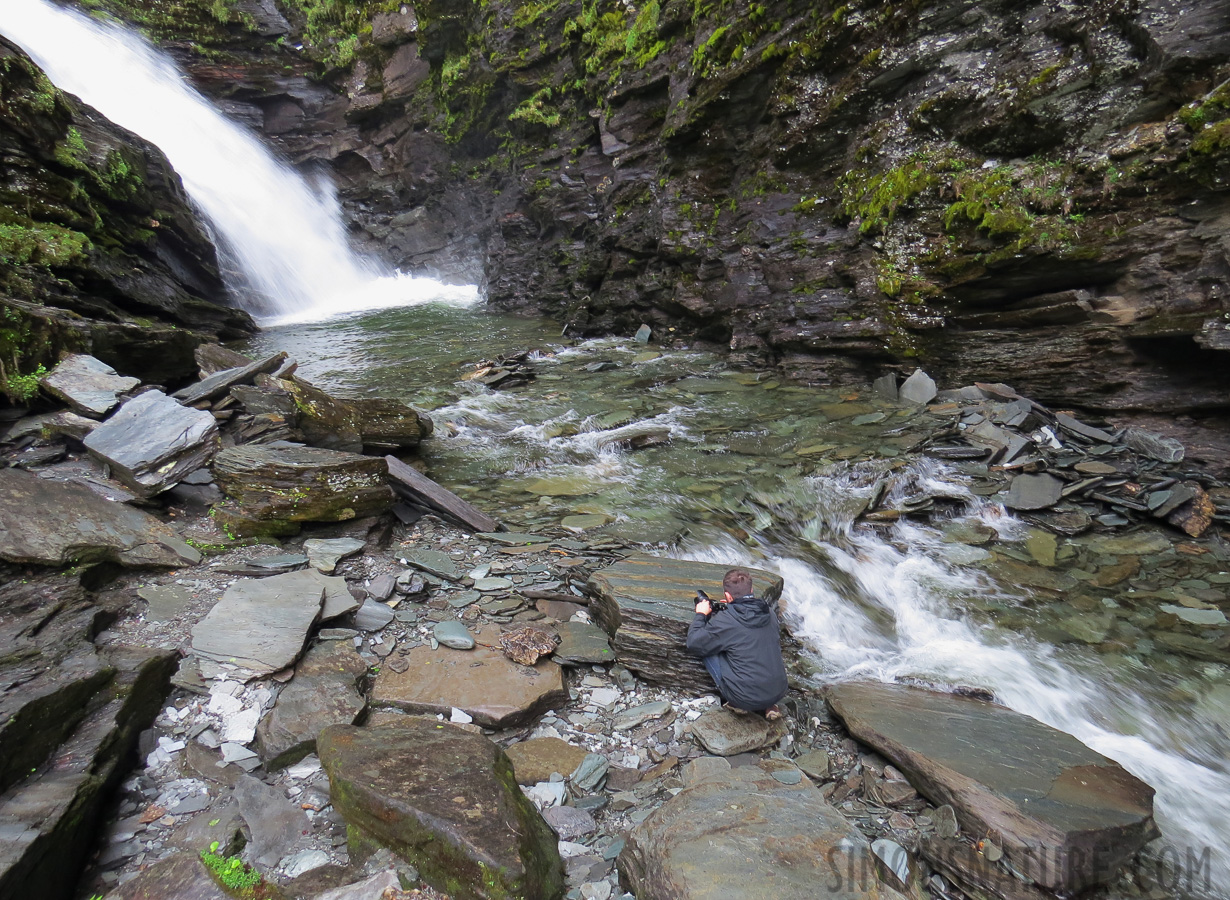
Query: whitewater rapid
[[0, 0, 477, 322]]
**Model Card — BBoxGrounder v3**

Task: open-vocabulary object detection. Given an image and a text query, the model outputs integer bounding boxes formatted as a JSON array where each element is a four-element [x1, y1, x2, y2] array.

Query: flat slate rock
[[371, 626, 566, 727], [402, 548, 466, 581], [315, 572, 360, 621], [434, 619, 475, 649], [190, 569, 326, 679], [353, 599, 394, 631], [84, 390, 219, 497], [233, 773, 309, 868], [103, 851, 231, 900], [505, 737, 591, 785], [899, 368, 937, 405], [690, 707, 788, 756], [171, 351, 286, 405], [552, 621, 614, 666], [587, 555, 783, 692], [826, 682, 1158, 893], [1002, 473, 1065, 511], [0, 469, 200, 568], [138, 584, 195, 621], [256, 640, 367, 769], [39, 354, 139, 417], [318, 723, 564, 900], [619, 758, 898, 900], [304, 537, 365, 574]]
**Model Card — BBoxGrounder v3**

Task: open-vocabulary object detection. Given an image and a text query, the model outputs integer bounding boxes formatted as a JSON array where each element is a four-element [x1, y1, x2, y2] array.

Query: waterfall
[[0, 0, 478, 324]]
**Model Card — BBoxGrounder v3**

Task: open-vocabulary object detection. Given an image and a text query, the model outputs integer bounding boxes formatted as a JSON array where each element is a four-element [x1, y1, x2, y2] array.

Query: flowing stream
[[5, 4, 1229, 897], [0, 0, 477, 323]]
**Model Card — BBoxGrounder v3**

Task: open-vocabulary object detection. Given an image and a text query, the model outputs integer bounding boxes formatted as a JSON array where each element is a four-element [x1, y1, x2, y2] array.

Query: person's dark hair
[[722, 568, 753, 597]]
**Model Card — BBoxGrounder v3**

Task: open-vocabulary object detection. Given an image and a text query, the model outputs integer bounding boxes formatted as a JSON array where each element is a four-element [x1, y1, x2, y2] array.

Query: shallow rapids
[[252, 305, 1230, 898]]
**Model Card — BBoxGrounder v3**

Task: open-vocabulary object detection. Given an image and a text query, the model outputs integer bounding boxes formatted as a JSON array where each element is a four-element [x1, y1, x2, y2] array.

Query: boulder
[[83, 390, 219, 497], [255, 641, 368, 769], [317, 723, 565, 900], [551, 621, 614, 666], [38, 354, 139, 417], [586, 555, 784, 691], [618, 757, 899, 900], [825, 682, 1158, 893], [371, 625, 567, 727], [212, 445, 393, 537], [233, 773, 310, 869], [190, 569, 326, 680], [279, 376, 432, 452], [0, 468, 200, 567], [304, 537, 366, 574], [690, 707, 788, 756]]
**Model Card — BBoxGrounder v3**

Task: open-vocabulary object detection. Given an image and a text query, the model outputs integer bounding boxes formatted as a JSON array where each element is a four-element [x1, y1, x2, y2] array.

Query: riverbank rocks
[[255, 641, 368, 769], [826, 682, 1158, 893], [190, 569, 326, 679], [280, 376, 432, 452], [0, 469, 200, 567], [618, 756, 901, 900], [212, 445, 393, 536], [84, 390, 219, 497], [38, 354, 139, 417], [505, 737, 591, 785], [690, 707, 788, 756], [317, 723, 565, 900], [587, 555, 784, 691], [371, 626, 566, 727]]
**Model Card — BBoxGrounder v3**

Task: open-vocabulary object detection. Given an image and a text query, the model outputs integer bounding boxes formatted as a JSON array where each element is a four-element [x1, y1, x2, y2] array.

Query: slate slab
[[402, 548, 466, 581], [1002, 473, 1065, 511], [552, 621, 614, 666], [586, 555, 783, 691], [304, 537, 365, 574], [690, 707, 787, 755], [899, 368, 937, 405], [505, 737, 591, 785], [84, 390, 219, 497], [233, 773, 309, 869], [256, 641, 367, 769], [190, 569, 326, 679], [619, 760, 895, 900], [826, 682, 1158, 893], [318, 723, 565, 900], [171, 351, 286, 405], [434, 620, 475, 649], [103, 851, 230, 900], [353, 599, 394, 631], [0, 469, 200, 568], [372, 626, 566, 727], [39, 354, 139, 417]]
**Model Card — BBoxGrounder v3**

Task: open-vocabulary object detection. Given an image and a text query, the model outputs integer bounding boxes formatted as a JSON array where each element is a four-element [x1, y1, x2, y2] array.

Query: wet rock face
[[134, 0, 1230, 424], [317, 722, 566, 900], [826, 682, 1159, 894], [0, 37, 252, 385]]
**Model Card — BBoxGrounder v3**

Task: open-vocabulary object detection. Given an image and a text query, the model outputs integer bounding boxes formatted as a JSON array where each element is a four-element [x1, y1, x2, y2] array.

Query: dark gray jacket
[[686, 595, 788, 712]]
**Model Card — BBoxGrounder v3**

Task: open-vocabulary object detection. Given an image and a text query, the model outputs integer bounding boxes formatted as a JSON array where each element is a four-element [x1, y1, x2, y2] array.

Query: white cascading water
[[681, 461, 1230, 899], [0, 0, 478, 324]]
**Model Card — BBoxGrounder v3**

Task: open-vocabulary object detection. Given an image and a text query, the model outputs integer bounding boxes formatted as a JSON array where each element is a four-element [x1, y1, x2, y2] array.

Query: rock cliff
[[65, 1, 1230, 429], [0, 35, 252, 391]]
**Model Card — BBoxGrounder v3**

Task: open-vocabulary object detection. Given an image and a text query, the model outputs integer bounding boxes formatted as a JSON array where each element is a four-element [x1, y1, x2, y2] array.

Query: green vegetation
[[0, 222, 92, 268], [837, 154, 945, 233], [53, 127, 90, 171], [509, 86, 561, 128], [4, 364, 46, 403], [201, 841, 271, 898]]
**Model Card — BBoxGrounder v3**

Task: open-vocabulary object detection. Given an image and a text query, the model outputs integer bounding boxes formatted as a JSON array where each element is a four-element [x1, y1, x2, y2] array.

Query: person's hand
[[695, 599, 712, 615]]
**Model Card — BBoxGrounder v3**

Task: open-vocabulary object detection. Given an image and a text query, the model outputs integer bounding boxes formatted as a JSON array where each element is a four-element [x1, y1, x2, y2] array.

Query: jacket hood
[[730, 595, 772, 628]]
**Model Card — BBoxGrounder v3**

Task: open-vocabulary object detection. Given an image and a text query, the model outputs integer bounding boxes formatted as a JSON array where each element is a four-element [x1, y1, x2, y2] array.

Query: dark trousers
[[702, 654, 724, 696]]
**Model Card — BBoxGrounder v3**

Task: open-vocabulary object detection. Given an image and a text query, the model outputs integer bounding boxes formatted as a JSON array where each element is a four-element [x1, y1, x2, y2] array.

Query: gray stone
[[544, 805, 597, 841], [84, 390, 219, 497], [898, 368, 937, 405], [1002, 473, 1065, 510], [366, 574, 397, 601], [571, 753, 611, 791], [316, 572, 360, 621], [171, 352, 286, 406], [690, 708, 787, 756], [250, 553, 308, 571], [872, 373, 898, 401], [0, 468, 200, 568], [613, 701, 672, 732], [304, 537, 365, 574], [310, 869, 401, 900], [402, 548, 466, 581], [318, 723, 564, 898], [553, 621, 615, 666], [619, 762, 891, 899], [352, 599, 394, 632], [1124, 428, 1185, 463], [433, 620, 475, 650], [826, 682, 1157, 892], [4, 410, 99, 442], [474, 576, 514, 591], [190, 569, 326, 679], [795, 749, 831, 781], [103, 851, 229, 900], [933, 804, 959, 838], [633, 324, 652, 344], [256, 641, 368, 769], [1160, 604, 1227, 626], [233, 774, 309, 868], [138, 584, 194, 621], [38, 354, 138, 417]]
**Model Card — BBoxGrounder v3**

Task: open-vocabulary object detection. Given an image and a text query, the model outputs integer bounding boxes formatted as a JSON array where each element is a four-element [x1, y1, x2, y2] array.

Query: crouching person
[[686, 567, 787, 720]]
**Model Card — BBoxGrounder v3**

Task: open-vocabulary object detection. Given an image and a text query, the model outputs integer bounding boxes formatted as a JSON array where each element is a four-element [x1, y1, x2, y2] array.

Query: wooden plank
[[384, 455, 501, 533]]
